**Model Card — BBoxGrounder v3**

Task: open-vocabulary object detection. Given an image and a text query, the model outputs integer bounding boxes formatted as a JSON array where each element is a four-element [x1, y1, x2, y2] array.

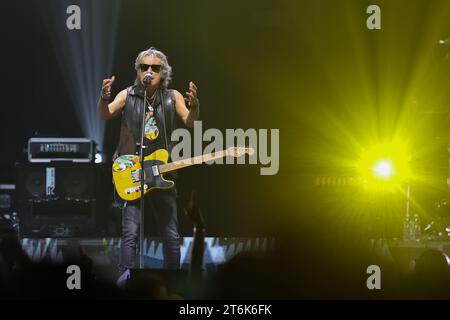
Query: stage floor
[[20, 236, 276, 271], [21, 236, 450, 282]]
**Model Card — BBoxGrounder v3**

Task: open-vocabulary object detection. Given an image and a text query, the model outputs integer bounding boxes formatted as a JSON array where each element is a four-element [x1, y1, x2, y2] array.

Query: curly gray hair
[[134, 47, 172, 89]]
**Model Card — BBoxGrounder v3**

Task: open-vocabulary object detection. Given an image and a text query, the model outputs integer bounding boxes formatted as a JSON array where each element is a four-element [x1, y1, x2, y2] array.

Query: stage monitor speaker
[[15, 162, 110, 237]]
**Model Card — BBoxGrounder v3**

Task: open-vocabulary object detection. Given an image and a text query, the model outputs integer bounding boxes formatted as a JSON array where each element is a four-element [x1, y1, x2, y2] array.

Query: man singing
[[97, 47, 200, 284]]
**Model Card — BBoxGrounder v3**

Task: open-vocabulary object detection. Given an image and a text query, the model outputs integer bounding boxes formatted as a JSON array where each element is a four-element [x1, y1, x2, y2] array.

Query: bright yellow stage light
[[372, 159, 394, 179], [357, 143, 411, 191]]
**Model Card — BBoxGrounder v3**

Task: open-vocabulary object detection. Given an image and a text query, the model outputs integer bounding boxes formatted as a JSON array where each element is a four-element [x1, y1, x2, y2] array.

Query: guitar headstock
[[226, 146, 255, 157]]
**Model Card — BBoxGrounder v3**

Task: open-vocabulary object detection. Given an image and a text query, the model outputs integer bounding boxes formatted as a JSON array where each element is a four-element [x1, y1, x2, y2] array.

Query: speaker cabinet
[[15, 162, 110, 237]]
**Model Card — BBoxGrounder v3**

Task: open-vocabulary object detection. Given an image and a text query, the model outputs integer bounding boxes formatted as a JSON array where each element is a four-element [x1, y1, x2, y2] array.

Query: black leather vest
[[115, 85, 177, 158]]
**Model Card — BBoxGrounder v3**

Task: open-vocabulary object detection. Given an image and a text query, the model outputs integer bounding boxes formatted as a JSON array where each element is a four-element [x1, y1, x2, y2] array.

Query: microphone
[[143, 73, 153, 85]]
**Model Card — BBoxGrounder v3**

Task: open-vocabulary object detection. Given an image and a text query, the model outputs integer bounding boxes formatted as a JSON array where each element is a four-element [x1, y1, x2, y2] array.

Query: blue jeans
[[118, 188, 180, 272]]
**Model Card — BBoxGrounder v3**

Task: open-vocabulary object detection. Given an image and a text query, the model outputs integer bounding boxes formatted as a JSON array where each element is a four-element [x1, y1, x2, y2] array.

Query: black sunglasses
[[139, 64, 162, 73]]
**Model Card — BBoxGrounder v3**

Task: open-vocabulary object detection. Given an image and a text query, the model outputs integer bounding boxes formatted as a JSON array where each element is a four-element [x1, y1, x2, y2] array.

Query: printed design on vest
[[144, 114, 159, 141]]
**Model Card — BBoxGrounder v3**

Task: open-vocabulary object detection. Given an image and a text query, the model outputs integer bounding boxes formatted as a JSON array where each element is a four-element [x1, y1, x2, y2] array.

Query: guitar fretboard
[[158, 150, 229, 174]]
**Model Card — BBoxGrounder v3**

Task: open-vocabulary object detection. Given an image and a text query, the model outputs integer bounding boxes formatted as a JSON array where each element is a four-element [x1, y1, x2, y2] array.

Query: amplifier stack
[[14, 138, 111, 237]]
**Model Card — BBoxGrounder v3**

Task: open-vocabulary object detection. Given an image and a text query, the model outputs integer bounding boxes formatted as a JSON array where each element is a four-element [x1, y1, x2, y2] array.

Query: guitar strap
[[160, 88, 176, 158], [160, 89, 179, 181]]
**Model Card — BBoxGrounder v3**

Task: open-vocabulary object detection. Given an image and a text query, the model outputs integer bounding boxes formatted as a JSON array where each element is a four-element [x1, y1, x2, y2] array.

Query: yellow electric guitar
[[112, 147, 254, 201]]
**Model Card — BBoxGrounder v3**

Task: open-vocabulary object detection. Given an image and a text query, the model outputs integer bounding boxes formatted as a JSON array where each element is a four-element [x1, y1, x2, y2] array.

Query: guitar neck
[[158, 150, 228, 174]]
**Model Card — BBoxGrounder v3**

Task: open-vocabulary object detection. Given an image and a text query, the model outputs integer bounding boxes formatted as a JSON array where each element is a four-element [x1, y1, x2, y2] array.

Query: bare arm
[[97, 76, 127, 120], [174, 81, 200, 128], [98, 89, 127, 120]]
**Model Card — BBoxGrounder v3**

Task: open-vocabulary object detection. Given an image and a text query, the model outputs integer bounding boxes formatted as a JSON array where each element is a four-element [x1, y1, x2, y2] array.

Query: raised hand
[[184, 81, 199, 108], [101, 75, 115, 100]]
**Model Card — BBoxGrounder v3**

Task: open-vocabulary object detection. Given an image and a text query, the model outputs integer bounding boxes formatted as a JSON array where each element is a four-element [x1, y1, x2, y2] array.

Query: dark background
[[2, 0, 450, 238]]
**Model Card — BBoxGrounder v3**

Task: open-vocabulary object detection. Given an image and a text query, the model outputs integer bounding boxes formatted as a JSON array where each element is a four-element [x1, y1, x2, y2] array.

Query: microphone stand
[[138, 81, 152, 269]]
